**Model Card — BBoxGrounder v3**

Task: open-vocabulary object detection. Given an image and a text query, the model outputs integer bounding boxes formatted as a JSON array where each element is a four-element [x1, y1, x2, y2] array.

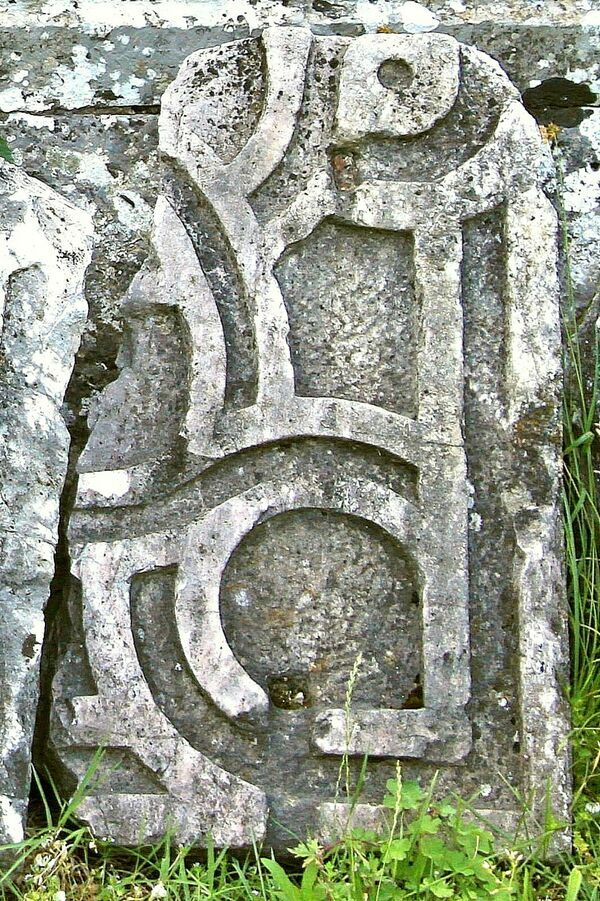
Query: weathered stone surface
[[0, 162, 92, 844], [2, 0, 597, 35], [46, 29, 570, 849], [1, 13, 597, 429]]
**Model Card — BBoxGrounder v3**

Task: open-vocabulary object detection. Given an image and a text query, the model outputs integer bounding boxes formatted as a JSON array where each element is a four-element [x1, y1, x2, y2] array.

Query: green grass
[[556, 137, 600, 897], [0, 765, 577, 900], [0, 139, 599, 900], [0, 136, 14, 163]]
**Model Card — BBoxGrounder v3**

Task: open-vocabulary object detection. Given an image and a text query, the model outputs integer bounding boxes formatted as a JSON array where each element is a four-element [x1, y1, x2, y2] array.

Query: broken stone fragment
[[48, 28, 570, 851], [0, 161, 92, 845]]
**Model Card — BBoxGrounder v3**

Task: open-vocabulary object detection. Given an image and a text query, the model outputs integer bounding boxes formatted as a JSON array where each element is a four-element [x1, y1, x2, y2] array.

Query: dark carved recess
[[523, 76, 597, 127], [163, 168, 259, 409], [275, 219, 417, 417], [461, 207, 522, 784]]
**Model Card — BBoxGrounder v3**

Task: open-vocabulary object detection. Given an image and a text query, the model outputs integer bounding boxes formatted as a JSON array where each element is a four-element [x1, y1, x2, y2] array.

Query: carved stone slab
[[48, 29, 570, 848], [0, 161, 92, 844]]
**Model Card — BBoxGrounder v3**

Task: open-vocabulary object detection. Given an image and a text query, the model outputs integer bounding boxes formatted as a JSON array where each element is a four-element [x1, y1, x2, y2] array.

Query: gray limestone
[[46, 28, 570, 850], [0, 162, 92, 845], [1, 8, 597, 418]]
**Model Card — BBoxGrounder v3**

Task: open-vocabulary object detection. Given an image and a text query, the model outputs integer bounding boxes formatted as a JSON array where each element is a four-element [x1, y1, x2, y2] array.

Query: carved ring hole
[[268, 673, 312, 710], [377, 59, 414, 95]]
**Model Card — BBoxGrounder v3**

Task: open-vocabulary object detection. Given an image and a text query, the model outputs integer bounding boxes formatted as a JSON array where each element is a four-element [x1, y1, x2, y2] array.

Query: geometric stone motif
[[48, 29, 570, 849]]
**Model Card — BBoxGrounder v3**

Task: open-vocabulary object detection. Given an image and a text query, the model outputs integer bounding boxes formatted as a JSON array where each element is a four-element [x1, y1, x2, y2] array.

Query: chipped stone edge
[[0, 160, 93, 849]]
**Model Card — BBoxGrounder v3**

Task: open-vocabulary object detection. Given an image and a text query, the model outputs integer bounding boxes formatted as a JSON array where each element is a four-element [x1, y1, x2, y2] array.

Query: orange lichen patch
[[540, 122, 562, 143]]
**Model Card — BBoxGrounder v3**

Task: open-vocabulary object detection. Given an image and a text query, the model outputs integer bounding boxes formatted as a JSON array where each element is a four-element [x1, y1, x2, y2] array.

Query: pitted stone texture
[[48, 30, 569, 850], [2, 1, 596, 35], [1, 19, 597, 415], [0, 162, 92, 845]]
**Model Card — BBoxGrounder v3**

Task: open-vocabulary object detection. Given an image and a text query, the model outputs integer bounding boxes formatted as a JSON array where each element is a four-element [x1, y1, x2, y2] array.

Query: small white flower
[[150, 882, 168, 899], [54, 891, 67, 901]]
